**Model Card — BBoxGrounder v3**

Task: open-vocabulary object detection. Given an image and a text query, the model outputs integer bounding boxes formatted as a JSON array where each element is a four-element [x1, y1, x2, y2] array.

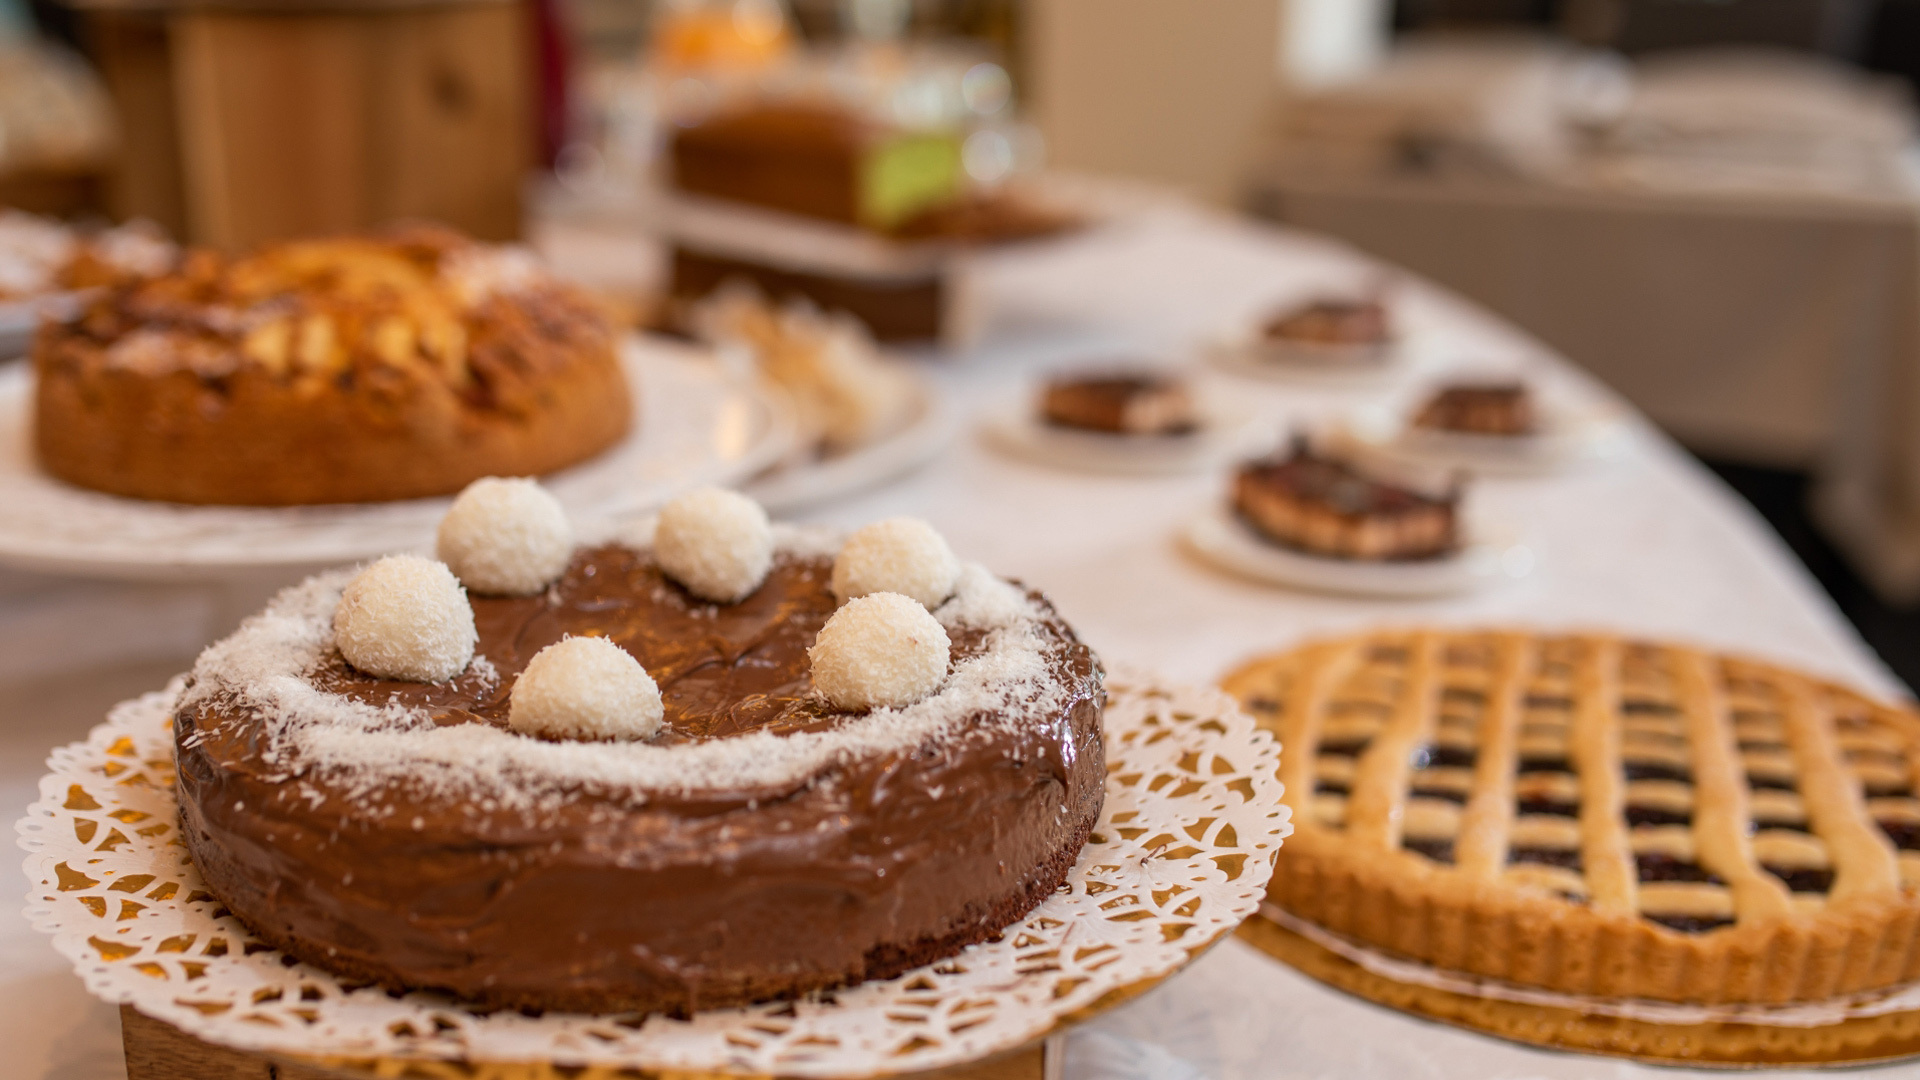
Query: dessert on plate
[[665, 99, 1077, 344], [1232, 439, 1460, 561], [1040, 370, 1199, 437], [1262, 294, 1393, 352], [690, 286, 918, 458], [33, 226, 631, 506], [1225, 627, 1920, 1057], [173, 483, 1106, 1014], [1411, 380, 1538, 438]]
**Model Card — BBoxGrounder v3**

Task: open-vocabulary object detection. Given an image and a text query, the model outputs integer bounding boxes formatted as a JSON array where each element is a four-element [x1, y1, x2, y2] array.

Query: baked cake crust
[[174, 539, 1105, 1014], [33, 228, 631, 506], [1224, 628, 1920, 1006]]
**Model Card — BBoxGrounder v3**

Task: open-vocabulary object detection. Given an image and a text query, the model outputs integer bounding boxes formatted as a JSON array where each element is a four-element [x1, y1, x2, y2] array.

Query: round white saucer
[[982, 396, 1273, 476], [1182, 505, 1534, 599]]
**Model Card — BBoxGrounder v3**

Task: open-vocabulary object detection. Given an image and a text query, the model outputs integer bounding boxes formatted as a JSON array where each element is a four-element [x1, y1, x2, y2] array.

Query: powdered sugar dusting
[[177, 533, 1077, 810]]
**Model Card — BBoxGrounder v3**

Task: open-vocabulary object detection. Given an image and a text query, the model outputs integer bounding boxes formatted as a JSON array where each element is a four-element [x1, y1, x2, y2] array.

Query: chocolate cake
[[1413, 382, 1537, 437], [1263, 297, 1391, 349], [173, 534, 1106, 1014], [1041, 372, 1198, 436], [1233, 440, 1459, 561]]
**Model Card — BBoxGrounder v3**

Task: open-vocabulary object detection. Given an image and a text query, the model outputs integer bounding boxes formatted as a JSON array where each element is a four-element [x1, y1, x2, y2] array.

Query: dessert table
[[4, 192, 1908, 1079]]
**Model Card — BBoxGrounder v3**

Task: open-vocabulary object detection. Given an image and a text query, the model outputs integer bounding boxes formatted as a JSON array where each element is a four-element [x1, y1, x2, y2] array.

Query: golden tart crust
[[1223, 628, 1920, 1005], [33, 227, 631, 506]]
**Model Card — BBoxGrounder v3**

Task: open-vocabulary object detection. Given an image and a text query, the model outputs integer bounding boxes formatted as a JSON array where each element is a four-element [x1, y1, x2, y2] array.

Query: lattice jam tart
[[1224, 628, 1920, 1004], [34, 226, 630, 505], [173, 489, 1105, 1014]]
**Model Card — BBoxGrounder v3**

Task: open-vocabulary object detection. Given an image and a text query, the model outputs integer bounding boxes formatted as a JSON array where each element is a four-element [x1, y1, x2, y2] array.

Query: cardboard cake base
[[1236, 917, 1920, 1068], [120, 1006, 1057, 1080]]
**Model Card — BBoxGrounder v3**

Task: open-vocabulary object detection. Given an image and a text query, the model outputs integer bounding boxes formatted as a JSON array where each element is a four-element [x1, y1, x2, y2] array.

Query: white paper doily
[[18, 672, 1288, 1077], [0, 336, 795, 580]]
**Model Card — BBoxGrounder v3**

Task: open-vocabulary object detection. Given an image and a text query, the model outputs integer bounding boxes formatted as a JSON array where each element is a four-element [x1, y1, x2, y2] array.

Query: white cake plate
[[1182, 505, 1535, 599], [0, 336, 795, 580]]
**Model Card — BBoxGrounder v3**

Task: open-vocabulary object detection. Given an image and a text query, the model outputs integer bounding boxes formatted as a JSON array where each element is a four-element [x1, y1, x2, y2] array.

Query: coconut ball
[[508, 636, 663, 741], [831, 518, 960, 609], [809, 592, 951, 711], [654, 487, 773, 603], [436, 477, 573, 596], [333, 555, 477, 683]]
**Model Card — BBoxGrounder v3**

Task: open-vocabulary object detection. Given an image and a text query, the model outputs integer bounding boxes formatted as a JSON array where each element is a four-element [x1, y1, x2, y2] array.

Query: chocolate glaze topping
[[175, 545, 1106, 1014]]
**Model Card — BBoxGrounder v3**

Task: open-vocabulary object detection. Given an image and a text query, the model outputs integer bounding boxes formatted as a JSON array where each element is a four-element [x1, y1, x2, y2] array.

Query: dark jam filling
[[1524, 694, 1574, 710], [1755, 817, 1813, 834], [1621, 699, 1680, 716], [1403, 836, 1455, 863], [1421, 744, 1478, 769], [1878, 819, 1920, 850], [1318, 738, 1371, 757], [1518, 755, 1572, 774], [1508, 846, 1582, 871], [1410, 786, 1468, 804], [1314, 779, 1351, 797], [1516, 798, 1579, 817], [1644, 913, 1735, 934], [1764, 866, 1836, 894], [1625, 805, 1692, 827], [1746, 774, 1799, 792], [1634, 852, 1723, 884], [1621, 761, 1694, 784]]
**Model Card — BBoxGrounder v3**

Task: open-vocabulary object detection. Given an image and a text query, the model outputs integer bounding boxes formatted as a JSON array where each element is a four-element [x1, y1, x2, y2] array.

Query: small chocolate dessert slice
[[1413, 382, 1537, 437], [1041, 372, 1199, 436], [1263, 296, 1392, 348], [1232, 439, 1459, 561]]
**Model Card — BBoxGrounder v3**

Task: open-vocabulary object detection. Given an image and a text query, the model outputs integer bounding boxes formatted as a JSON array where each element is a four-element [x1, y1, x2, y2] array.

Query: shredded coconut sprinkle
[[177, 534, 1072, 809]]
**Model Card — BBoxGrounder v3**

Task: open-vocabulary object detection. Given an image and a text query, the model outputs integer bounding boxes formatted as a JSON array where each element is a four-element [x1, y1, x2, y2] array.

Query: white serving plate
[[745, 367, 956, 512], [1334, 389, 1632, 477], [981, 392, 1273, 476], [1207, 331, 1414, 389], [1182, 504, 1534, 599], [0, 289, 85, 359], [0, 336, 795, 579]]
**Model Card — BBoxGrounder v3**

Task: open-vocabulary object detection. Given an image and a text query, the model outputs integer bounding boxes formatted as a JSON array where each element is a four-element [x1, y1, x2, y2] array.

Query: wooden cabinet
[[81, 0, 531, 249]]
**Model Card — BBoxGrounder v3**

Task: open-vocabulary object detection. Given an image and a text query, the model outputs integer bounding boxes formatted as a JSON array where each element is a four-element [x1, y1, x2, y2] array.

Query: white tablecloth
[[3, 200, 1905, 1079]]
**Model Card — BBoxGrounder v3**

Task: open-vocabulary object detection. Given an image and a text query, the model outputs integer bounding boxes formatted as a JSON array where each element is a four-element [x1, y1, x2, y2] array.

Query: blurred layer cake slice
[[1412, 380, 1537, 437], [664, 100, 1073, 345], [1041, 371, 1198, 436], [1232, 438, 1460, 560]]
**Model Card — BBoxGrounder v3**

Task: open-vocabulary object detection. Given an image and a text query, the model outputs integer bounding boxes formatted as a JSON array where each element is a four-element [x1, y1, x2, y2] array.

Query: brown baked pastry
[[1225, 628, 1920, 1006], [33, 226, 631, 505], [1264, 296, 1392, 348], [173, 532, 1106, 1014], [1042, 371, 1198, 436], [1232, 440, 1459, 561], [1414, 382, 1537, 437]]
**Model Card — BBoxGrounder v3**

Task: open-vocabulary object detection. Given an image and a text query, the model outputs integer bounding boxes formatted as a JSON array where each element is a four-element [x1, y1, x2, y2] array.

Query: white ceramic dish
[[982, 393, 1273, 476], [0, 289, 85, 359], [1335, 389, 1631, 477], [746, 369, 956, 511], [1182, 504, 1534, 599], [1207, 331, 1413, 389], [0, 336, 796, 579]]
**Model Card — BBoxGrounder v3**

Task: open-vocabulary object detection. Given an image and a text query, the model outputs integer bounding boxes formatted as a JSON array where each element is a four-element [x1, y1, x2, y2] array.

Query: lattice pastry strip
[[1228, 628, 1920, 1005]]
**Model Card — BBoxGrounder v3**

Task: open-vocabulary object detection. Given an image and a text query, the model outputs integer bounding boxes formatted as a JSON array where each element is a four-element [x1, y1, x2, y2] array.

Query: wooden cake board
[[120, 1005, 1060, 1080], [1236, 917, 1920, 1068]]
